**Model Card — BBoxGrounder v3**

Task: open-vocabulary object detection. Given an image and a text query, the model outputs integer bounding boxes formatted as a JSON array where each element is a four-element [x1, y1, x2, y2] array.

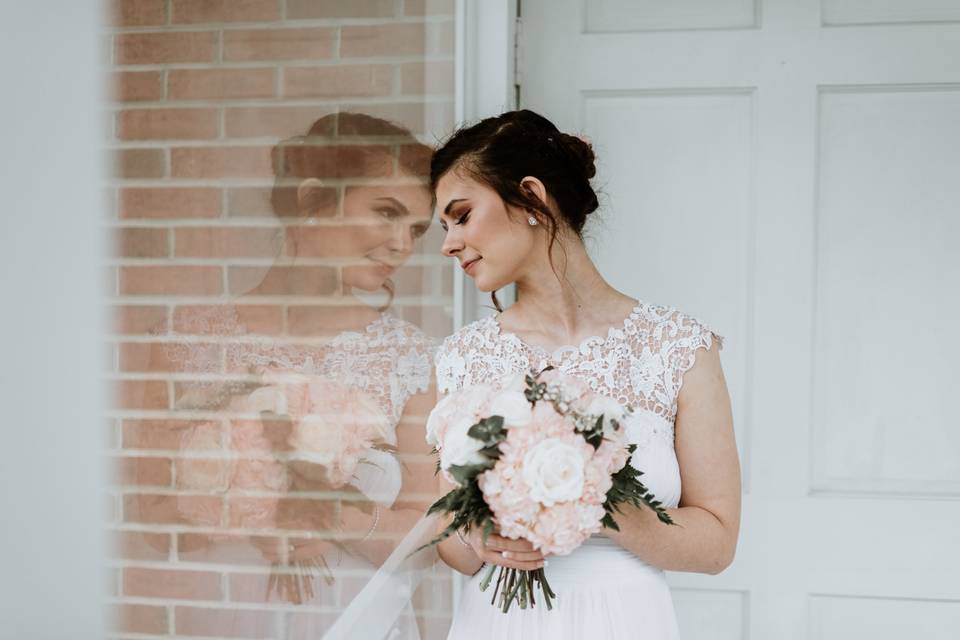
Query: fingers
[[478, 548, 545, 571], [483, 533, 542, 555], [287, 539, 331, 563]]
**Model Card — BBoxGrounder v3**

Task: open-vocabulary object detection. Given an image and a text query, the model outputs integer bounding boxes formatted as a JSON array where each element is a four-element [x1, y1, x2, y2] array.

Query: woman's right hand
[[463, 527, 547, 572]]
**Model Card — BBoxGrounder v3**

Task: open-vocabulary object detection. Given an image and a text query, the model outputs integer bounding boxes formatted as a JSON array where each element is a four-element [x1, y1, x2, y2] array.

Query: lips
[[462, 257, 481, 272]]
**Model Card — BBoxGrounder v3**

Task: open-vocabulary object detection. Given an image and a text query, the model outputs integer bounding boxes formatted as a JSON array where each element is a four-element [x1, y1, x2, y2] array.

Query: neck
[[507, 228, 626, 336]]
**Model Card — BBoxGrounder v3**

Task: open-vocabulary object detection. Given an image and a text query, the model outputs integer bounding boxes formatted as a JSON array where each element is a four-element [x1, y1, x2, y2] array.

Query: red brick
[[399, 142, 432, 176], [112, 305, 168, 335], [224, 106, 336, 139], [227, 496, 324, 529], [111, 456, 173, 487], [107, 530, 171, 560], [341, 23, 426, 57], [227, 266, 337, 296], [113, 148, 165, 178], [175, 606, 279, 637], [113, 380, 169, 410], [112, 71, 163, 102], [227, 572, 336, 606], [124, 493, 223, 526], [117, 108, 219, 141], [390, 265, 429, 296], [174, 304, 283, 335], [171, 0, 280, 24], [112, 0, 166, 27], [120, 266, 223, 295], [171, 146, 274, 179], [286, 611, 339, 636], [287, 0, 394, 19], [120, 187, 222, 219], [404, 0, 455, 15], [227, 185, 333, 219], [223, 28, 335, 61], [115, 31, 216, 65], [107, 604, 168, 634], [283, 64, 391, 98], [284, 222, 398, 259], [114, 227, 169, 258], [124, 567, 222, 600], [172, 380, 251, 411], [119, 341, 222, 373], [168, 68, 275, 100], [339, 101, 427, 134], [177, 533, 278, 565], [122, 418, 217, 450], [279, 144, 393, 178], [400, 60, 455, 95], [428, 20, 456, 55], [174, 227, 281, 258]]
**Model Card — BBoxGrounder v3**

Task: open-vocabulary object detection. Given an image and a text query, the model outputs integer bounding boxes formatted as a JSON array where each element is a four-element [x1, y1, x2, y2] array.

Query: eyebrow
[[439, 198, 467, 219], [374, 197, 410, 215]]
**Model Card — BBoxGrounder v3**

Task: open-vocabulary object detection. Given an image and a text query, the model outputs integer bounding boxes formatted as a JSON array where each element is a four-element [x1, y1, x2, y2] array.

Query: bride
[[429, 109, 742, 638]]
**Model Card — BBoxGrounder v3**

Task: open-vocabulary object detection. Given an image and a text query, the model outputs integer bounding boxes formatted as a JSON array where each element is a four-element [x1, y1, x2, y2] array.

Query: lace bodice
[[166, 305, 438, 426], [434, 299, 724, 444]]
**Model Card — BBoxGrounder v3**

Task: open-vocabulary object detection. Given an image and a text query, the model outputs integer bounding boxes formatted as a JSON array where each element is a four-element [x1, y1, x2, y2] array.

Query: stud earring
[[527, 216, 538, 226]]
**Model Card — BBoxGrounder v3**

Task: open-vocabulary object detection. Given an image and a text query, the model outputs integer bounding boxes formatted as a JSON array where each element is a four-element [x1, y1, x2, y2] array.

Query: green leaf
[[447, 461, 493, 485]]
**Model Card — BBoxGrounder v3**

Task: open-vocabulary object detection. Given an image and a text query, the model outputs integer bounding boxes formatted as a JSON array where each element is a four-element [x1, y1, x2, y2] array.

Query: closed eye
[[440, 210, 470, 232]]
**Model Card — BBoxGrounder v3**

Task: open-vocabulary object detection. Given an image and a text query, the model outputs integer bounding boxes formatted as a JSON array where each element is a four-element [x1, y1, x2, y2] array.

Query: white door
[[518, 1, 960, 637]]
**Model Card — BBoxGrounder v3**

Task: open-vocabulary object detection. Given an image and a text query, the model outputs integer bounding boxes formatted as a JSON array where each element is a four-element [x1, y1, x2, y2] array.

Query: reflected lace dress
[[167, 305, 438, 640], [432, 299, 725, 639]]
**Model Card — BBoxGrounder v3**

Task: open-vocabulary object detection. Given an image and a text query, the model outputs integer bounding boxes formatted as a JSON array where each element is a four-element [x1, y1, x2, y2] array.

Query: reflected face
[[288, 177, 433, 292], [436, 169, 538, 292]]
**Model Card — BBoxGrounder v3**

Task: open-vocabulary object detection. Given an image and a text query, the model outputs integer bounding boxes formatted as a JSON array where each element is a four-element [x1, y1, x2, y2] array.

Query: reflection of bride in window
[[134, 113, 443, 638]]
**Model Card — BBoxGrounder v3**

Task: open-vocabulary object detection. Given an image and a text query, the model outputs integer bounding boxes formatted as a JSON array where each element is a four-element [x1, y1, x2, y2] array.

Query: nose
[[385, 220, 414, 254], [440, 226, 463, 258]]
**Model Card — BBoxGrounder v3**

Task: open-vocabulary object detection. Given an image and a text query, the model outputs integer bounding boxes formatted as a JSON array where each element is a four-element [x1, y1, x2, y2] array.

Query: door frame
[[450, 0, 518, 330]]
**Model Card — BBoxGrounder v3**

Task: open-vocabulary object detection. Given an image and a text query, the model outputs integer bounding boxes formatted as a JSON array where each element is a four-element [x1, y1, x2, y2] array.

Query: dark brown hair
[[429, 109, 599, 312]]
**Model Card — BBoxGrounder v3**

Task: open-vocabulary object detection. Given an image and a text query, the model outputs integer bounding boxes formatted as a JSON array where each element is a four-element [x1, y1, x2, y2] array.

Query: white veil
[[322, 512, 444, 639]]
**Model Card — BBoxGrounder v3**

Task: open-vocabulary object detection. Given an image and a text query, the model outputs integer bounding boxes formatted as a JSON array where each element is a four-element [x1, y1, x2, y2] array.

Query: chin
[[473, 274, 507, 293]]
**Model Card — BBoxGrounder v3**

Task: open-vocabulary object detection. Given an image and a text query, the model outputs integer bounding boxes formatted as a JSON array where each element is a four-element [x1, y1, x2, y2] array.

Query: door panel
[[520, 0, 960, 637]]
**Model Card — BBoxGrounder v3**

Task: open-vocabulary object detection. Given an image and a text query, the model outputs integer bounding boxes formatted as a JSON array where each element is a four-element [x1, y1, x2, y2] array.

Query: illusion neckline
[[490, 300, 644, 362]]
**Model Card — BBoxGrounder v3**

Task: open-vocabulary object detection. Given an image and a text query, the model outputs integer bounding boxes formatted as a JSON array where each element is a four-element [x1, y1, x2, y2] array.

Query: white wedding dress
[[432, 299, 725, 639]]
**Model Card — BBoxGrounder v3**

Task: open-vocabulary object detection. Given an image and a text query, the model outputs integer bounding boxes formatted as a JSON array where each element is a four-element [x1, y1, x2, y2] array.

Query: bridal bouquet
[[197, 370, 402, 603], [419, 366, 675, 612], [252, 369, 403, 506]]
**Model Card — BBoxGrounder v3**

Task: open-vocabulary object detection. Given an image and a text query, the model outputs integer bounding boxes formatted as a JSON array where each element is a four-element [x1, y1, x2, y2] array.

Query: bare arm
[[604, 340, 741, 574]]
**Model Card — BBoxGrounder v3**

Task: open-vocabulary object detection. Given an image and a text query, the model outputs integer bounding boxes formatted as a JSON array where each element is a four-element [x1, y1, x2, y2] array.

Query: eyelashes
[[440, 210, 470, 233]]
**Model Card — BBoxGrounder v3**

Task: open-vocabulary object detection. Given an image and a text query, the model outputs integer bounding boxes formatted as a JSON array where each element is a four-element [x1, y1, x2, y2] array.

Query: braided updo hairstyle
[[429, 109, 599, 312]]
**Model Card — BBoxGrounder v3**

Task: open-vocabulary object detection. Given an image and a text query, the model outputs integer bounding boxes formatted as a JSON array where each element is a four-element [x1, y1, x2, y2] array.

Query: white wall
[[0, 2, 105, 637]]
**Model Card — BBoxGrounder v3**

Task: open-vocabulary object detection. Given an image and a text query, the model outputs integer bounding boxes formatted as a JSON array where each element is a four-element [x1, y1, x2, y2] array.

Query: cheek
[[299, 222, 392, 257]]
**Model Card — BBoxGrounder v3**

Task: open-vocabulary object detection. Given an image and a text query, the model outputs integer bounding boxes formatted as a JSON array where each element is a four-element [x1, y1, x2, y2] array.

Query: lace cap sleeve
[[434, 332, 468, 398], [658, 308, 725, 416]]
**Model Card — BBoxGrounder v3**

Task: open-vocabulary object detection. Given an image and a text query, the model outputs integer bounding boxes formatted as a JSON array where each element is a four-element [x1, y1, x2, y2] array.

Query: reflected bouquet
[[419, 366, 676, 612]]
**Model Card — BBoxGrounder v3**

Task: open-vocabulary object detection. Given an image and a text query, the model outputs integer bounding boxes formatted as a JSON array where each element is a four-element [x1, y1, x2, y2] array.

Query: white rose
[[522, 438, 585, 506], [425, 391, 461, 447], [586, 395, 625, 434], [488, 390, 532, 428], [498, 371, 528, 393], [439, 416, 485, 472]]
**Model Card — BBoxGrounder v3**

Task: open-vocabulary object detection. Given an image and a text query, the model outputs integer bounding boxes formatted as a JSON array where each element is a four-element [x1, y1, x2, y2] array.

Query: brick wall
[[105, 1, 457, 637]]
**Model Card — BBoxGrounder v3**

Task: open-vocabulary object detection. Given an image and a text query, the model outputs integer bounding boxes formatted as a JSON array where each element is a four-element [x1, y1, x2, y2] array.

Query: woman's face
[[435, 169, 540, 293], [288, 176, 433, 292]]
